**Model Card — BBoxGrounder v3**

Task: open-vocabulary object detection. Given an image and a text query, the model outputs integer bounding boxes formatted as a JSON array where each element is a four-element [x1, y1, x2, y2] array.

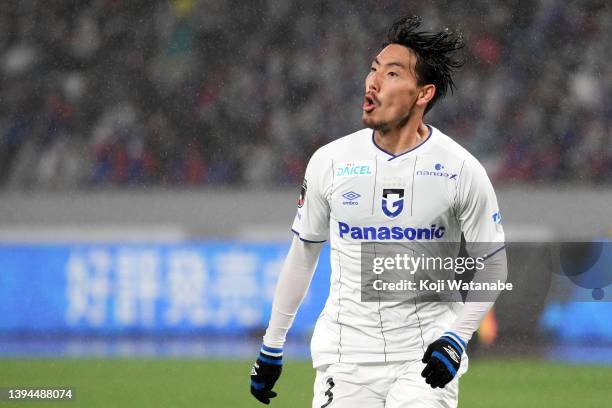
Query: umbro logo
[[342, 191, 361, 206], [443, 345, 460, 363], [251, 364, 258, 376]]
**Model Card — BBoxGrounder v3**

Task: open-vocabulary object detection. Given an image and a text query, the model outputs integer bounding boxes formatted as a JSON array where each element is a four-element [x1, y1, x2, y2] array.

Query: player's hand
[[250, 345, 283, 404], [421, 332, 466, 388]]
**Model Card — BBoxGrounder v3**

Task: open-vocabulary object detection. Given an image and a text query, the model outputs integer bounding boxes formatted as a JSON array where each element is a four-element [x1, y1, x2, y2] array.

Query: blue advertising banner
[[0, 242, 331, 335]]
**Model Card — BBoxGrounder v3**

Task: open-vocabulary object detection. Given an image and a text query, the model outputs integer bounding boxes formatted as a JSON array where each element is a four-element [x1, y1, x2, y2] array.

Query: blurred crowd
[[0, 0, 610, 189]]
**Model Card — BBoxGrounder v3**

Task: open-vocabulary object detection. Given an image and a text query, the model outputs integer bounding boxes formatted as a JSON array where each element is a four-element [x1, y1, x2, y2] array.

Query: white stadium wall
[[0, 186, 610, 241]]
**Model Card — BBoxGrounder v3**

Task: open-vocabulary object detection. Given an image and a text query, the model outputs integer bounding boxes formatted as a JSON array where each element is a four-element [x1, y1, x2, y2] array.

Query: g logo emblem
[[382, 188, 404, 218]]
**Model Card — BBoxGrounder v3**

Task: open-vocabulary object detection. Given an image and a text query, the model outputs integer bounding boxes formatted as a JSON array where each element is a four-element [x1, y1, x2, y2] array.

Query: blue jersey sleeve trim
[[291, 228, 327, 243], [371, 125, 433, 161], [444, 331, 467, 350], [261, 345, 283, 354]]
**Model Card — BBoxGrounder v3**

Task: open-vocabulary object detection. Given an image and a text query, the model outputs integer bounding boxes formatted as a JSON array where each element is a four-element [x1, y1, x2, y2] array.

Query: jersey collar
[[371, 125, 433, 161]]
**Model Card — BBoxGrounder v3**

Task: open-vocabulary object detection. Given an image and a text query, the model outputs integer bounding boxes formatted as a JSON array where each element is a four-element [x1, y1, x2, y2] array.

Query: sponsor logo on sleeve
[[492, 211, 503, 232], [297, 179, 307, 208], [492, 211, 502, 224]]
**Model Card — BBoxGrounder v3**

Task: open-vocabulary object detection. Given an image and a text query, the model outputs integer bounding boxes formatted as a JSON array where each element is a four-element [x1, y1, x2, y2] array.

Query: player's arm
[[251, 148, 331, 404], [263, 236, 324, 348], [421, 158, 508, 389], [250, 236, 323, 404], [448, 248, 507, 341]]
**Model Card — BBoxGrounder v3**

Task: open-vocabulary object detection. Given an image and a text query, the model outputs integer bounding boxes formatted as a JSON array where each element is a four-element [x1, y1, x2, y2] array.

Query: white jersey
[[291, 125, 505, 368]]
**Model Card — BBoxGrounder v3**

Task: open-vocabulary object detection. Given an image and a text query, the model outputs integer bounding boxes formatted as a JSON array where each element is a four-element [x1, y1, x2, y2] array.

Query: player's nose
[[366, 73, 380, 93]]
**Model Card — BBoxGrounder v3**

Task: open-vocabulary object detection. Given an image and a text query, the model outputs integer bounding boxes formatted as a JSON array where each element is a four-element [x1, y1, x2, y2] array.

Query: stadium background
[[0, 0, 611, 407]]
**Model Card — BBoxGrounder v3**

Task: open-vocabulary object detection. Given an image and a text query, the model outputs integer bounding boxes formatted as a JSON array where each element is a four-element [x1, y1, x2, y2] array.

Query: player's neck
[[374, 120, 429, 156]]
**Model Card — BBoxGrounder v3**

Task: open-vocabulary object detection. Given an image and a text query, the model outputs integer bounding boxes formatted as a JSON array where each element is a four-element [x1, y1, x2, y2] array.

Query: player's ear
[[416, 84, 435, 108]]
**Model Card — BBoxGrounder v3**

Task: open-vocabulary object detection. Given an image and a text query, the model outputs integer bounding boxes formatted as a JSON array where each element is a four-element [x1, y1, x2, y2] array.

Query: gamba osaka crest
[[382, 188, 404, 218]]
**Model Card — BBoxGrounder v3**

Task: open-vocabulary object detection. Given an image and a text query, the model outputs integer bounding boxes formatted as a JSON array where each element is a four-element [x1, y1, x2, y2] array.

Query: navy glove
[[421, 332, 466, 388], [250, 345, 283, 404]]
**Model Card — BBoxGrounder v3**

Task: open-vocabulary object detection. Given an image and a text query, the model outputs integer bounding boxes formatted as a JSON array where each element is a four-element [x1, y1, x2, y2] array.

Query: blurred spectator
[[0, 0, 610, 189]]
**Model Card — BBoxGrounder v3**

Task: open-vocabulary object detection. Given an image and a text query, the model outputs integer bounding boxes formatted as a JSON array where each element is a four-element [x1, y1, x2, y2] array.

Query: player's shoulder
[[429, 126, 488, 176], [309, 128, 372, 162]]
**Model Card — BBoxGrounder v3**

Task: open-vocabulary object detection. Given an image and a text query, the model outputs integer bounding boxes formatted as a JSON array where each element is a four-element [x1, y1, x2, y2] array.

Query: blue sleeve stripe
[[251, 381, 266, 390], [259, 346, 283, 357], [444, 331, 467, 351], [261, 345, 283, 354], [291, 228, 327, 243], [258, 355, 283, 365], [432, 351, 457, 377]]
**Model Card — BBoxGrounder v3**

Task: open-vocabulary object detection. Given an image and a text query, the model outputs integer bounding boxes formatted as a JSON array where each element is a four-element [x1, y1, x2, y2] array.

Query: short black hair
[[384, 15, 464, 114]]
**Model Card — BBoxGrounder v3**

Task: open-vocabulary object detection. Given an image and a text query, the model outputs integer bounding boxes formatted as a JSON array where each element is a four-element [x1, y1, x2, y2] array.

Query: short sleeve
[[291, 149, 331, 243], [455, 159, 505, 254]]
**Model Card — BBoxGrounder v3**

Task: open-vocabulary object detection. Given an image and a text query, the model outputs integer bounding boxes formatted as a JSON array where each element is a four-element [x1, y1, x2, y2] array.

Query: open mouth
[[363, 95, 376, 112]]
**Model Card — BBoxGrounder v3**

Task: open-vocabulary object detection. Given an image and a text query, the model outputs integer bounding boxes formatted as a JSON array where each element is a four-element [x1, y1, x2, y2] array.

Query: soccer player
[[250, 15, 507, 407]]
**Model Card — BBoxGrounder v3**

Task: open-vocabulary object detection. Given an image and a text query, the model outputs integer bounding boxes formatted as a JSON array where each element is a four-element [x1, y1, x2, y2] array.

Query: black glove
[[250, 345, 283, 404], [421, 332, 466, 388]]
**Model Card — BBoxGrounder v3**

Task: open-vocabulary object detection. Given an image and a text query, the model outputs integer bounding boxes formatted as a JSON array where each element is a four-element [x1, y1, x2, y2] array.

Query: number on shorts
[[321, 377, 335, 408]]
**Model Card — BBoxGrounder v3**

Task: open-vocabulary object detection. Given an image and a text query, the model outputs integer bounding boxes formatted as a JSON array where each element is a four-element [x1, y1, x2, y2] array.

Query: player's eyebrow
[[371, 58, 406, 70]]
